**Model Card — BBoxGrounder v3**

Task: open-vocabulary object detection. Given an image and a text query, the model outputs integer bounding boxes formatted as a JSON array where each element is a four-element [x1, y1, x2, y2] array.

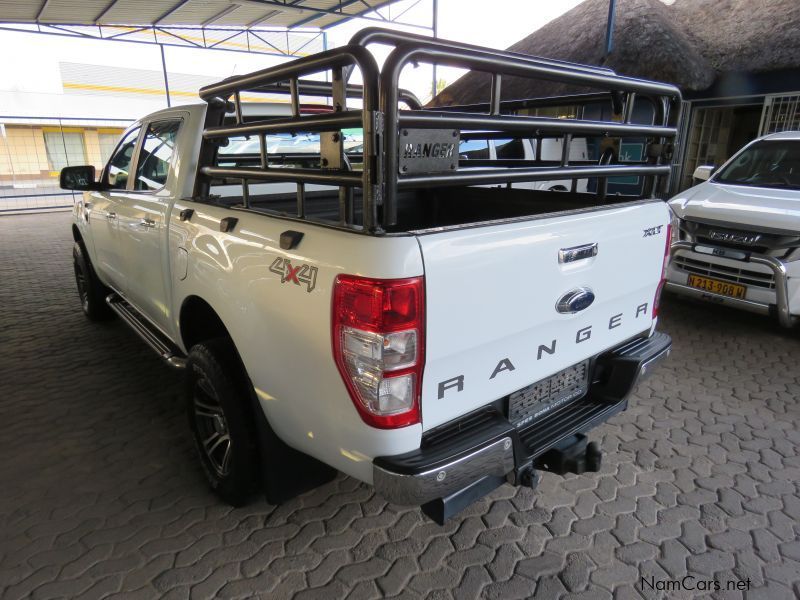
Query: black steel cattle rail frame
[[195, 27, 682, 234]]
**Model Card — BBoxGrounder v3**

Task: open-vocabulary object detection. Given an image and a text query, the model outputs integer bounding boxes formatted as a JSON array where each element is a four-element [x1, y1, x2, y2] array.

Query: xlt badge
[[643, 225, 663, 237]]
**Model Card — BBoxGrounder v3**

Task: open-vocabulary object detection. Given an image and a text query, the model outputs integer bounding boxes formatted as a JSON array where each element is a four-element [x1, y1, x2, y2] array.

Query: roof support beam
[[246, 9, 283, 27], [391, 0, 423, 23], [202, 5, 240, 25], [291, 31, 323, 55], [94, 0, 122, 24], [154, 0, 193, 24], [245, 0, 305, 27], [292, 0, 362, 28], [238, 0, 365, 21], [358, 1, 389, 20], [155, 26, 204, 48], [35, 0, 52, 22], [249, 29, 288, 55], [237, 0, 415, 29], [106, 26, 148, 40], [208, 29, 245, 49], [47, 23, 98, 39], [314, 0, 428, 30]]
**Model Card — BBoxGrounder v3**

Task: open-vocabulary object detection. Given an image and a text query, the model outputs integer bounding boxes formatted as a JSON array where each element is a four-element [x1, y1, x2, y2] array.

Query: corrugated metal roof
[[0, 0, 400, 30]]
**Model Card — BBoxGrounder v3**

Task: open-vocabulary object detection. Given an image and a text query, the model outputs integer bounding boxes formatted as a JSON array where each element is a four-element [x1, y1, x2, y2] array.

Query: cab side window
[[107, 127, 141, 190], [134, 120, 181, 191]]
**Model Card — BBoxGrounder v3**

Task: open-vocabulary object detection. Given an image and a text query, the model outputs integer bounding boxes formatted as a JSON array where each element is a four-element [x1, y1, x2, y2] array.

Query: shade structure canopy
[[0, 0, 404, 30], [0, 1, 414, 56]]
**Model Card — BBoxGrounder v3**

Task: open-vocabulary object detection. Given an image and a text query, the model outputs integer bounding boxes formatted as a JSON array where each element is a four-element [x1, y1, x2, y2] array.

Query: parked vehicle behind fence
[[459, 136, 590, 192]]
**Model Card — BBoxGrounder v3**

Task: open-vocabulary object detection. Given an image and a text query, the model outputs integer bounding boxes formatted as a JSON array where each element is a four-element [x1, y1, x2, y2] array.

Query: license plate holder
[[687, 274, 746, 299], [509, 361, 590, 428]]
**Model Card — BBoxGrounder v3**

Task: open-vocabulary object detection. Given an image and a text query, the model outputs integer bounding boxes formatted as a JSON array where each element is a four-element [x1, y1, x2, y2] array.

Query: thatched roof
[[430, 0, 800, 107]]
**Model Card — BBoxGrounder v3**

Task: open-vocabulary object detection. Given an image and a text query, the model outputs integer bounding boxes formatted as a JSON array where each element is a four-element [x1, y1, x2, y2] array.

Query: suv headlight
[[669, 209, 681, 245]]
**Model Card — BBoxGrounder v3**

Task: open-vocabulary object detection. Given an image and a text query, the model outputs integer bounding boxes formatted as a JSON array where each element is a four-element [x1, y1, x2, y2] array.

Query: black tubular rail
[[345, 27, 619, 80], [194, 27, 681, 234], [398, 165, 672, 189], [379, 43, 680, 225], [254, 79, 423, 110], [196, 44, 383, 231]]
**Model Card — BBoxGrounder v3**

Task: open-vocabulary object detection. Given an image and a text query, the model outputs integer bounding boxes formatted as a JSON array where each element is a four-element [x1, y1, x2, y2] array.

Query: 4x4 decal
[[269, 257, 318, 293]]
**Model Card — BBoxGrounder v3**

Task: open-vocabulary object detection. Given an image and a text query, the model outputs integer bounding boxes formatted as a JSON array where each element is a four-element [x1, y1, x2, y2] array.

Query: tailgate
[[417, 201, 670, 430]]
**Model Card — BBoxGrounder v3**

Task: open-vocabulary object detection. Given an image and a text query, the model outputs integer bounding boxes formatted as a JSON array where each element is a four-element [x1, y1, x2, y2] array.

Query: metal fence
[[0, 116, 133, 213]]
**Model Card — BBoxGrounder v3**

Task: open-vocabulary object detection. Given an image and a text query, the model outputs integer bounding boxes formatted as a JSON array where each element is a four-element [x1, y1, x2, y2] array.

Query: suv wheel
[[73, 242, 112, 321], [186, 338, 260, 506]]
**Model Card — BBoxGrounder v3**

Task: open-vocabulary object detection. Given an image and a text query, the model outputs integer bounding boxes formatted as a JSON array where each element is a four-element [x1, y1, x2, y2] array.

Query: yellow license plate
[[687, 274, 746, 299]]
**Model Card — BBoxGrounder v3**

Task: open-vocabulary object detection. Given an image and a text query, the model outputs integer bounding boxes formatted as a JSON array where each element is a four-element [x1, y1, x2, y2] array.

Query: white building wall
[[0, 29, 294, 212]]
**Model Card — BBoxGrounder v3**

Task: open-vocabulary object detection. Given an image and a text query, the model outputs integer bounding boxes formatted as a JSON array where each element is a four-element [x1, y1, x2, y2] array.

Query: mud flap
[[248, 388, 337, 505]]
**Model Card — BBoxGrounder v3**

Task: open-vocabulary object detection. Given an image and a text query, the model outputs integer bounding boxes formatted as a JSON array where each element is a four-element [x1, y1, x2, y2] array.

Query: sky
[[328, 0, 585, 49], [326, 0, 585, 101]]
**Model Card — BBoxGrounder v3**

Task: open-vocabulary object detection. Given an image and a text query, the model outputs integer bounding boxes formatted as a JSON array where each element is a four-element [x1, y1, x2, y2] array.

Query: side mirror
[[60, 165, 102, 191], [692, 165, 715, 182]]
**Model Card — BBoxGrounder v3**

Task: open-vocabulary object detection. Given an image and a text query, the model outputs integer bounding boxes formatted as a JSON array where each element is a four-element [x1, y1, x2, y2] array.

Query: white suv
[[666, 131, 800, 327]]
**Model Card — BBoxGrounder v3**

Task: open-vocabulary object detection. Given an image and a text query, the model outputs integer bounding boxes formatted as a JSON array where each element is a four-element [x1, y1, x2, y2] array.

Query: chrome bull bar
[[669, 240, 795, 328]]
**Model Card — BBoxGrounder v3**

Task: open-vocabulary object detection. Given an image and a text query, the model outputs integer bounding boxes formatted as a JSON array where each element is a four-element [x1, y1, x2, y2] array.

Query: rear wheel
[[73, 242, 112, 321], [186, 338, 260, 506]]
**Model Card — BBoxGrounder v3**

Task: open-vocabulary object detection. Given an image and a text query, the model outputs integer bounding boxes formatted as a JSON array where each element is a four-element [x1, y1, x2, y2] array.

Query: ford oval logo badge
[[556, 287, 595, 314]]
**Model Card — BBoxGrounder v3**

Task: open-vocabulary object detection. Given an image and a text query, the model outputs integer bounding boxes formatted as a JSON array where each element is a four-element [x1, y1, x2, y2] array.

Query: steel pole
[[605, 0, 617, 56], [431, 0, 438, 99], [160, 44, 171, 107]]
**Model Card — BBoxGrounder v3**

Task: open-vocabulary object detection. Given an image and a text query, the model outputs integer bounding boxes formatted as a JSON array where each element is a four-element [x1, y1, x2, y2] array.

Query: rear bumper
[[667, 240, 797, 328], [373, 331, 671, 507]]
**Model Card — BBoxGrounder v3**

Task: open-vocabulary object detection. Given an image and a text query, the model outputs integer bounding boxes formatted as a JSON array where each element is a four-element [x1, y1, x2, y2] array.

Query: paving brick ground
[[2, 212, 800, 599]]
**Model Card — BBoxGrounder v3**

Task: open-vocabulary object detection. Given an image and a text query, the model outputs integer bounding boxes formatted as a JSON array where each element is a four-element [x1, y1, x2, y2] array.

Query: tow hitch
[[535, 433, 602, 476]]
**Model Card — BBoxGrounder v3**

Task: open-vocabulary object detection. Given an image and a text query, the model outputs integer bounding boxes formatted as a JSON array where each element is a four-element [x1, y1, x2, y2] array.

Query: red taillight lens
[[332, 275, 425, 429], [653, 223, 672, 318]]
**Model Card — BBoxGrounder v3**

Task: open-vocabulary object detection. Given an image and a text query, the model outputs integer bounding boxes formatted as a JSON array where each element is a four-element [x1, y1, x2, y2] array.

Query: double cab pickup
[[62, 28, 678, 522]]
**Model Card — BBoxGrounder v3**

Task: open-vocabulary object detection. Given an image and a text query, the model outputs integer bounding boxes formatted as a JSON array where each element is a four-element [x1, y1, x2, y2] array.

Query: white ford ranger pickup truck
[[667, 131, 800, 328], [62, 29, 678, 523]]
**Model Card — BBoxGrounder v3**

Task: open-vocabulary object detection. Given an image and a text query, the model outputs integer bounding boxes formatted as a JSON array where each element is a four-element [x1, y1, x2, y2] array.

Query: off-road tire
[[73, 242, 113, 321], [185, 338, 260, 506]]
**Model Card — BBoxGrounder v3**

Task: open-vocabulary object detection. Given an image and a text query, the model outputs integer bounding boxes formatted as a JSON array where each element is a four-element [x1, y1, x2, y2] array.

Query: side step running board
[[106, 293, 187, 369]]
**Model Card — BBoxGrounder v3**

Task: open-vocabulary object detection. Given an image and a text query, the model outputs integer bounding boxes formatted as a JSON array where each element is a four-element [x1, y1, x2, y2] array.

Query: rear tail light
[[653, 223, 672, 317], [332, 275, 425, 429]]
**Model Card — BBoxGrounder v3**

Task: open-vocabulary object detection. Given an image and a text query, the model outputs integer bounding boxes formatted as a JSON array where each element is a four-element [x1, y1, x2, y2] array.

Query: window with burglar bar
[[759, 94, 800, 135]]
